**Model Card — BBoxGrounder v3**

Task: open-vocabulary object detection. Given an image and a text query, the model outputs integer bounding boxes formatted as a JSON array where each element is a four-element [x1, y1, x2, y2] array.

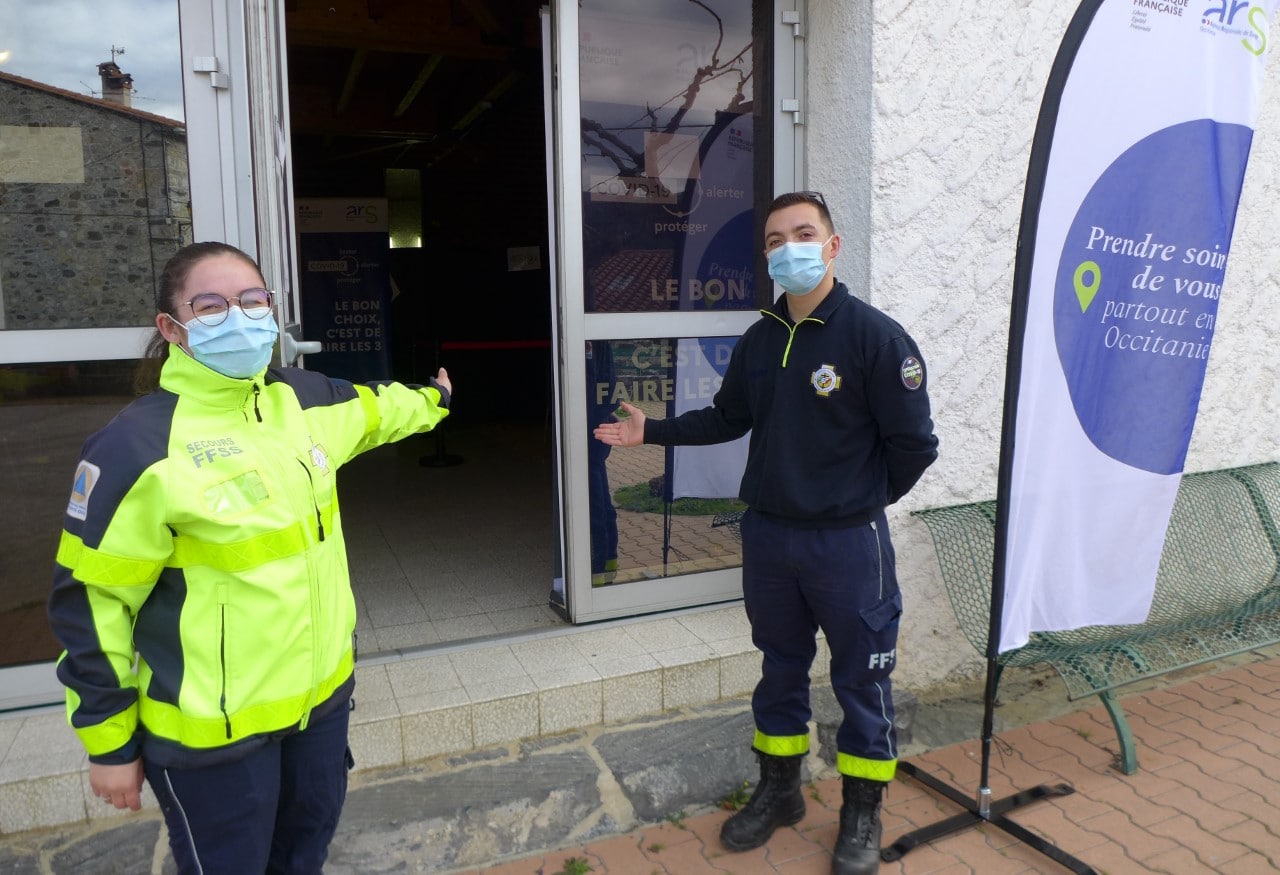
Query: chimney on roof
[[97, 61, 133, 107]]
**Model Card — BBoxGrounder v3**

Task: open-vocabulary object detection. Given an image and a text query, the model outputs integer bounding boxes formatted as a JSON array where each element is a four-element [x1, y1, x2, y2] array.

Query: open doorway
[[283, 0, 562, 653]]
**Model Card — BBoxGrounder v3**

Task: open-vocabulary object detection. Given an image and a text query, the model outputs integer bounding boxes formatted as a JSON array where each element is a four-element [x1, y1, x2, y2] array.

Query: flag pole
[[882, 2, 1104, 871]]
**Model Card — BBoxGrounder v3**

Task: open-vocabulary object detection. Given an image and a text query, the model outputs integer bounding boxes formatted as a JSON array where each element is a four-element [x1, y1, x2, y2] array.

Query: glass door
[[552, 0, 796, 622], [0, 0, 237, 708]]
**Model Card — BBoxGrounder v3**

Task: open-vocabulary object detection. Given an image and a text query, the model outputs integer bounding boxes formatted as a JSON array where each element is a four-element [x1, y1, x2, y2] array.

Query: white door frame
[[549, 0, 803, 623]]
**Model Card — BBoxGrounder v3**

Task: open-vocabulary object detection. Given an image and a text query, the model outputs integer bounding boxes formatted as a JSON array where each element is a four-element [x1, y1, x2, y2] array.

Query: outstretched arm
[[593, 401, 645, 447]]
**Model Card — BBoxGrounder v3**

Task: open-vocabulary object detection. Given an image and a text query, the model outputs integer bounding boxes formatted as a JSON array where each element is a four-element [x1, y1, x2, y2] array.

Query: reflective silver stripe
[[870, 519, 895, 759], [162, 769, 205, 875], [875, 680, 897, 760]]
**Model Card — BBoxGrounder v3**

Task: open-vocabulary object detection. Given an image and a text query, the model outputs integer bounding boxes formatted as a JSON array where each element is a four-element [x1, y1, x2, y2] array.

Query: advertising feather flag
[[997, 0, 1279, 653]]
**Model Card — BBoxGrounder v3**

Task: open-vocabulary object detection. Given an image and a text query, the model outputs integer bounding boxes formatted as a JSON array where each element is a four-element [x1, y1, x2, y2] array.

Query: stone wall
[[0, 78, 190, 331]]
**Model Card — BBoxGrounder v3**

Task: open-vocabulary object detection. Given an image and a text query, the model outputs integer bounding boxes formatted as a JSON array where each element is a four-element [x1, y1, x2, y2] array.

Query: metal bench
[[914, 462, 1280, 774], [711, 508, 746, 540]]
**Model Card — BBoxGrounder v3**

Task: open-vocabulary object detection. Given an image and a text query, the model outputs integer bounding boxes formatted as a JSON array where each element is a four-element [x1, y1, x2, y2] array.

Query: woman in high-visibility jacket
[[47, 241, 452, 874]]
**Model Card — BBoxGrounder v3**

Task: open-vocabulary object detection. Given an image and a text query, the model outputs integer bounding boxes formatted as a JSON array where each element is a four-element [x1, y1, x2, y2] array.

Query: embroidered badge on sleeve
[[66, 460, 101, 521], [900, 356, 924, 391]]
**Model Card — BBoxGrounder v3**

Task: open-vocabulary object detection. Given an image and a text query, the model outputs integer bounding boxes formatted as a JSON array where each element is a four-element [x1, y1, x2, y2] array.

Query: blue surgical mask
[[767, 236, 833, 295], [179, 307, 279, 378]]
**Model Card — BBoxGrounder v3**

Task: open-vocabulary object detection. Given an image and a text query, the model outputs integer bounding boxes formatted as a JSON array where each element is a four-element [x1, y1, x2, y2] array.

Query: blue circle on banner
[[692, 209, 754, 311], [1052, 120, 1252, 475]]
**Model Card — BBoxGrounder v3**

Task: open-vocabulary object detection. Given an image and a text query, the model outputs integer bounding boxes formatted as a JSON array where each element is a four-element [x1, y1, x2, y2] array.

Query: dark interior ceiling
[[284, 0, 547, 188]]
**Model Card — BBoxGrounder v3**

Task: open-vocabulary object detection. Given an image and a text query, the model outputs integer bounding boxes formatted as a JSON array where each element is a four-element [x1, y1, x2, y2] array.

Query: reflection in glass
[[0, 2, 189, 672], [0, 1, 190, 331], [0, 361, 140, 668], [587, 338, 748, 586], [579, 0, 762, 313]]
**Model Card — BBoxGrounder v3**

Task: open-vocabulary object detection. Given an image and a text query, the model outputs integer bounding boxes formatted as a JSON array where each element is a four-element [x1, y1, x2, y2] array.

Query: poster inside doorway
[[296, 198, 392, 382]]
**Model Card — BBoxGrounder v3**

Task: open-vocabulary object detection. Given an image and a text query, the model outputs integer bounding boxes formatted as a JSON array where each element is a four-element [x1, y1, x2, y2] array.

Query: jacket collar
[[159, 344, 265, 409], [765, 279, 850, 324]]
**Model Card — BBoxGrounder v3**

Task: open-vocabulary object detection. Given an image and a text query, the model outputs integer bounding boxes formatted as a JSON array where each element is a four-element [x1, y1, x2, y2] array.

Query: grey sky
[[0, 0, 184, 120]]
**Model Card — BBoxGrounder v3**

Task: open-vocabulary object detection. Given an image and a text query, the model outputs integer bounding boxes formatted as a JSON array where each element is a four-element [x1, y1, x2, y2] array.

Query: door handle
[[282, 323, 322, 364]]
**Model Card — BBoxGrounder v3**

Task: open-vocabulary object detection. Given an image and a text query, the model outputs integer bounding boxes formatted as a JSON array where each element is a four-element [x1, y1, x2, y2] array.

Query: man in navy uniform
[[594, 191, 938, 874]]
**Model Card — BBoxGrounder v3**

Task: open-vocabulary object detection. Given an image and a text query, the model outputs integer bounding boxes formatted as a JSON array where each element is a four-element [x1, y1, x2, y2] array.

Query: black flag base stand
[[883, 762, 1098, 874]]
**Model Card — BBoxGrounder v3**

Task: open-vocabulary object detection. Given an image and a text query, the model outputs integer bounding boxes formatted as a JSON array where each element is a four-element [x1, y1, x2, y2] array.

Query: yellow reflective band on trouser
[[837, 752, 897, 782], [753, 729, 809, 757], [169, 503, 334, 572], [139, 650, 354, 749], [354, 384, 383, 437], [57, 532, 165, 586]]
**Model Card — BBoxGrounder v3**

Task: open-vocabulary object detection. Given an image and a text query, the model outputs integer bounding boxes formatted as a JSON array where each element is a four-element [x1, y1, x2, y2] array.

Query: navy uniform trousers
[[143, 697, 352, 874], [741, 509, 902, 782]]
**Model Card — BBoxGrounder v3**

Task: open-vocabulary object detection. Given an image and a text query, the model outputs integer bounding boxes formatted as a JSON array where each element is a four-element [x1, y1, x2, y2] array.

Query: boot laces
[[843, 781, 883, 843]]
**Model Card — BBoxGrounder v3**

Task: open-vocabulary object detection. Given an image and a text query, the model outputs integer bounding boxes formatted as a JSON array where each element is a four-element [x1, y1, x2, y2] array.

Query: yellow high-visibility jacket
[[48, 347, 449, 767]]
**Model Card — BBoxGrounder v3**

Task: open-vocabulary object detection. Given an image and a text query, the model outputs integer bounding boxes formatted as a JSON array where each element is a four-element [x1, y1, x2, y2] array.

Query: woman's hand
[[90, 760, 144, 811]]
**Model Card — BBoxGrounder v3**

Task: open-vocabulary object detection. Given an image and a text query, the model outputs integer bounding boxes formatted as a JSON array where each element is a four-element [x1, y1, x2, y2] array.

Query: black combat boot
[[830, 775, 886, 875], [719, 751, 806, 851]]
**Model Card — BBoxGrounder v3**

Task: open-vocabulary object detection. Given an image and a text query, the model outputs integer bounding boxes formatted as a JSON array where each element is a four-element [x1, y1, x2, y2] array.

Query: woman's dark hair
[[134, 242, 263, 393]]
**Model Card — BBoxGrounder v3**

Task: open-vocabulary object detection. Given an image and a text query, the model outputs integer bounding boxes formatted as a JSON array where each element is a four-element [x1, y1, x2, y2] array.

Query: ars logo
[[1201, 0, 1271, 56], [1203, 1, 1251, 24]]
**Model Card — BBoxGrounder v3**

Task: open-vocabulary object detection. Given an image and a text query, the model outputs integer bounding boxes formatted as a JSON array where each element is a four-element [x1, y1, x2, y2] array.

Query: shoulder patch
[[66, 460, 101, 521], [900, 356, 924, 391]]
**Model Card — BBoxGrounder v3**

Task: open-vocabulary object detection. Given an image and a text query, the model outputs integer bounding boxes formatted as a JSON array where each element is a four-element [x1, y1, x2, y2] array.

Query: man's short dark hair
[[766, 191, 835, 234]]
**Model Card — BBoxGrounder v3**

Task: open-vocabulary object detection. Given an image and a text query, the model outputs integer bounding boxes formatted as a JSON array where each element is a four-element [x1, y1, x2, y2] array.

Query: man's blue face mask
[[767, 236, 833, 295]]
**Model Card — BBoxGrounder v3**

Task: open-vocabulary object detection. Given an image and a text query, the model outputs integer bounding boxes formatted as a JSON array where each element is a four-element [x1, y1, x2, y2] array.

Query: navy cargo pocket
[[860, 591, 903, 633]]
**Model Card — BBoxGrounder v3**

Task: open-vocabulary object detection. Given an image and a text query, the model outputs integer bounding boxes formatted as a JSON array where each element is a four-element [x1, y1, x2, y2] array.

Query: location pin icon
[[1074, 260, 1100, 313]]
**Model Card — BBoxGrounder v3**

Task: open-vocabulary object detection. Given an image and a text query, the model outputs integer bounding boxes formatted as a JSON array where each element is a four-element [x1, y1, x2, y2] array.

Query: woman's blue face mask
[[172, 307, 279, 378]]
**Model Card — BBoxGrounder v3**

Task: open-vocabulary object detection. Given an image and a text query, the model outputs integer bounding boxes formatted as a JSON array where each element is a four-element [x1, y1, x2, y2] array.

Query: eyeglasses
[[182, 289, 275, 326]]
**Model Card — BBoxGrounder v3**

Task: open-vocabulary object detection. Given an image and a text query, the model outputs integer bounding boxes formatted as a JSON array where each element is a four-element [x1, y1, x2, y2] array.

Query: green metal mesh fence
[[913, 463, 1280, 701]]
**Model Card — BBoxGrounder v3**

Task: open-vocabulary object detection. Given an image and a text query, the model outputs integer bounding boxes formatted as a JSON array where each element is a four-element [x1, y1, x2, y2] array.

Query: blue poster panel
[[296, 198, 392, 383]]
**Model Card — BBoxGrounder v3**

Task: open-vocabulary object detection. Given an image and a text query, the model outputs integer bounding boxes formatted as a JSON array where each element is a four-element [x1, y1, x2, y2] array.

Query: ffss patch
[[811, 364, 842, 397], [900, 356, 924, 391]]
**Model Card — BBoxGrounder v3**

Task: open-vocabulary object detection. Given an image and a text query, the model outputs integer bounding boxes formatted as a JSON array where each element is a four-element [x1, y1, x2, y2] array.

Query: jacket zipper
[[294, 453, 325, 730], [762, 309, 823, 368], [218, 586, 232, 738], [247, 384, 324, 731], [296, 459, 326, 542]]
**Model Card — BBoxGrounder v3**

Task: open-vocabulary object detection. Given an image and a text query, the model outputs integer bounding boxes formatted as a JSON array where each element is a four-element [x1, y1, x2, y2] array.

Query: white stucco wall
[[804, 0, 1280, 692]]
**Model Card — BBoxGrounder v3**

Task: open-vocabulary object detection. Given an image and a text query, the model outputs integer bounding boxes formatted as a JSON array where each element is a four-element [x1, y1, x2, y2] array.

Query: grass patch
[[613, 478, 745, 516]]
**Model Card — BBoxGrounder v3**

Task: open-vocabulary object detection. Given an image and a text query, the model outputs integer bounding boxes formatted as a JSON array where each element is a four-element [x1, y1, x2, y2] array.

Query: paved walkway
[[4, 655, 1278, 873], [454, 656, 1280, 875]]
